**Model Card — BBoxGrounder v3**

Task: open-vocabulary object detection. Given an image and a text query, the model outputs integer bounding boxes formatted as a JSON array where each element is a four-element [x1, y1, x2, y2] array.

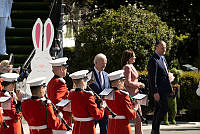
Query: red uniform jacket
[[105, 88, 136, 134], [21, 96, 67, 134], [47, 75, 71, 126], [68, 88, 104, 134], [0, 78, 3, 91], [0, 78, 3, 128], [0, 90, 23, 134]]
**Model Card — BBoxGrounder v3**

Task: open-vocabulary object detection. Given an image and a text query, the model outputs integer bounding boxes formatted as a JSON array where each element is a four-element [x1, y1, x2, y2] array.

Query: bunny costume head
[[27, 18, 54, 85]]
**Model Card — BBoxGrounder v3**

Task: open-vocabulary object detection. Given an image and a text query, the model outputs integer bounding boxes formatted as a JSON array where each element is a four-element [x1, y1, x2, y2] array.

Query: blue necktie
[[99, 72, 103, 87], [161, 56, 168, 73]]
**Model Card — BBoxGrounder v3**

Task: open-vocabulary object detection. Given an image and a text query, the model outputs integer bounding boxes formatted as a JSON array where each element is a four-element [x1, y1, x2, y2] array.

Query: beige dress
[[123, 63, 143, 134]]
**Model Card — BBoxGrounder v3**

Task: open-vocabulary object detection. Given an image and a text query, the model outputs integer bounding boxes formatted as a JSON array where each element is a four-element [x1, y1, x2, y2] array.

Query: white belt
[[29, 125, 47, 130], [3, 116, 12, 120], [108, 115, 126, 119], [52, 130, 70, 134], [73, 117, 94, 122]]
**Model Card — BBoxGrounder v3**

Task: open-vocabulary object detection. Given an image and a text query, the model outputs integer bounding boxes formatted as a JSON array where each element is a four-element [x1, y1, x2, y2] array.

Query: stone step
[[7, 45, 33, 55], [6, 36, 32, 46], [6, 28, 32, 36], [12, 2, 50, 10], [12, 19, 46, 28], [11, 10, 49, 19]]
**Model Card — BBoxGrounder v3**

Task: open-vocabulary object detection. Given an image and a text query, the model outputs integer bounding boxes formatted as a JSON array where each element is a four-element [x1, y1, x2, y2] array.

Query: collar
[[94, 67, 103, 75], [54, 75, 60, 78], [112, 87, 120, 91], [75, 88, 83, 91], [31, 96, 41, 100], [1, 89, 7, 93], [155, 52, 161, 58]]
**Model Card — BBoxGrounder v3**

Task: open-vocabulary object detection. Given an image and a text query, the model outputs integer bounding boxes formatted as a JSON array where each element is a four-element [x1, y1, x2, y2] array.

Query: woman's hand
[[139, 82, 145, 88]]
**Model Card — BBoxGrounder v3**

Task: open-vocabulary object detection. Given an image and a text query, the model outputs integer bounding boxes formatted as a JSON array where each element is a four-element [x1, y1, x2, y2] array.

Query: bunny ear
[[32, 18, 43, 51], [43, 18, 54, 51]]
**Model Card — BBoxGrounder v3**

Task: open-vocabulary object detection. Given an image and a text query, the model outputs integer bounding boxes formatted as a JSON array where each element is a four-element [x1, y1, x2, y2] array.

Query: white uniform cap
[[26, 77, 46, 87], [0, 73, 19, 82], [49, 57, 68, 66], [69, 70, 89, 80], [108, 70, 124, 81]]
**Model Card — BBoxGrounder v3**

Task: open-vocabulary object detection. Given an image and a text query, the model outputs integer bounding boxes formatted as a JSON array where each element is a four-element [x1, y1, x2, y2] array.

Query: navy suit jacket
[[89, 68, 110, 95], [147, 53, 172, 96]]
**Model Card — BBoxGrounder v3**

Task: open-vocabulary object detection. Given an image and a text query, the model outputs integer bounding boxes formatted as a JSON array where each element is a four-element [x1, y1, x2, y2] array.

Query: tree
[[134, 0, 200, 68], [74, 5, 177, 72]]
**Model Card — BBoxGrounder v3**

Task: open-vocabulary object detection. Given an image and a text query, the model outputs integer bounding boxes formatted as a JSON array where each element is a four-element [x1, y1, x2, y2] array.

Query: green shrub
[[75, 5, 177, 72]]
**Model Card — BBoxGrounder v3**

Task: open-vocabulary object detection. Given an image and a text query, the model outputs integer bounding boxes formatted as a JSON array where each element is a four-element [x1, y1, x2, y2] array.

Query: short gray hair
[[93, 53, 107, 64]]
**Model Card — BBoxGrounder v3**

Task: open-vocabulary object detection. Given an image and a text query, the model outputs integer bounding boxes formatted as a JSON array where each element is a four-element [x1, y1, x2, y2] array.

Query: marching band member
[[105, 70, 136, 134], [0, 76, 3, 128], [68, 70, 104, 134], [0, 60, 12, 130], [21, 77, 69, 134], [47, 57, 72, 127], [0, 73, 23, 134], [0, 60, 13, 74]]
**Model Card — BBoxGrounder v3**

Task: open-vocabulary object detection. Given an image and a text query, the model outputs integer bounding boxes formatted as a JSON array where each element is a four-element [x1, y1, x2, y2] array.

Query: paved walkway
[[22, 119, 200, 134]]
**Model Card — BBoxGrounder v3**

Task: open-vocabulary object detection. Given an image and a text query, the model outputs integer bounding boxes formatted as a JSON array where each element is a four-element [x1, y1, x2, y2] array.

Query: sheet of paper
[[132, 93, 147, 100], [63, 102, 72, 112], [1, 98, 12, 110], [99, 88, 113, 96], [104, 92, 115, 100], [56, 99, 71, 107]]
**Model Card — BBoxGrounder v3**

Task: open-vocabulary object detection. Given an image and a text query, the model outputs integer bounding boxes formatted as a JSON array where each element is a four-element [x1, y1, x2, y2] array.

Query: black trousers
[[152, 95, 169, 134], [95, 115, 108, 134]]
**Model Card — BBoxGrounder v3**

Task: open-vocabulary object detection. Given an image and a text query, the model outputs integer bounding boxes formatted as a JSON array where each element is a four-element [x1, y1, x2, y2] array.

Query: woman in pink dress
[[121, 49, 145, 134]]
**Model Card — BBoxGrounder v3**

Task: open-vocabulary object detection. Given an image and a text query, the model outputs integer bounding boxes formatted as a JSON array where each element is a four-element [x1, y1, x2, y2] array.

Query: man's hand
[[154, 93, 160, 102], [170, 88, 175, 96]]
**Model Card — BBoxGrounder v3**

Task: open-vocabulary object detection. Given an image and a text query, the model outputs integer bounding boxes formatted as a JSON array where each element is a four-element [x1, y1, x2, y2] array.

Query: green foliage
[[179, 74, 200, 121], [176, 34, 189, 42], [75, 5, 177, 72], [135, 0, 200, 69], [138, 71, 200, 121], [170, 68, 183, 84]]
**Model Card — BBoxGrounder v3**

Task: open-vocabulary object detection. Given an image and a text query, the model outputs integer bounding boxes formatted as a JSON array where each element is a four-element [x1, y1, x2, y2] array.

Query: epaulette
[[83, 90, 94, 96], [58, 78, 66, 84], [119, 90, 129, 96], [40, 97, 51, 104]]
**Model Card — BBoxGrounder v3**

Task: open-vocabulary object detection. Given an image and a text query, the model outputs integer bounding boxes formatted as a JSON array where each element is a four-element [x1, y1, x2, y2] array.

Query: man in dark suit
[[147, 40, 173, 134], [88, 53, 110, 134]]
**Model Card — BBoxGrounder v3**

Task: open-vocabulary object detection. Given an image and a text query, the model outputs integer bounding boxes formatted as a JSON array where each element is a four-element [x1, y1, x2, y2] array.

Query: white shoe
[[0, 53, 8, 55]]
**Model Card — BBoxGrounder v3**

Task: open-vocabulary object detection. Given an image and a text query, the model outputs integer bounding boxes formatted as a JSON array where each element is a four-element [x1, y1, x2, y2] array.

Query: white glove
[[101, 101, 107, 109]]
